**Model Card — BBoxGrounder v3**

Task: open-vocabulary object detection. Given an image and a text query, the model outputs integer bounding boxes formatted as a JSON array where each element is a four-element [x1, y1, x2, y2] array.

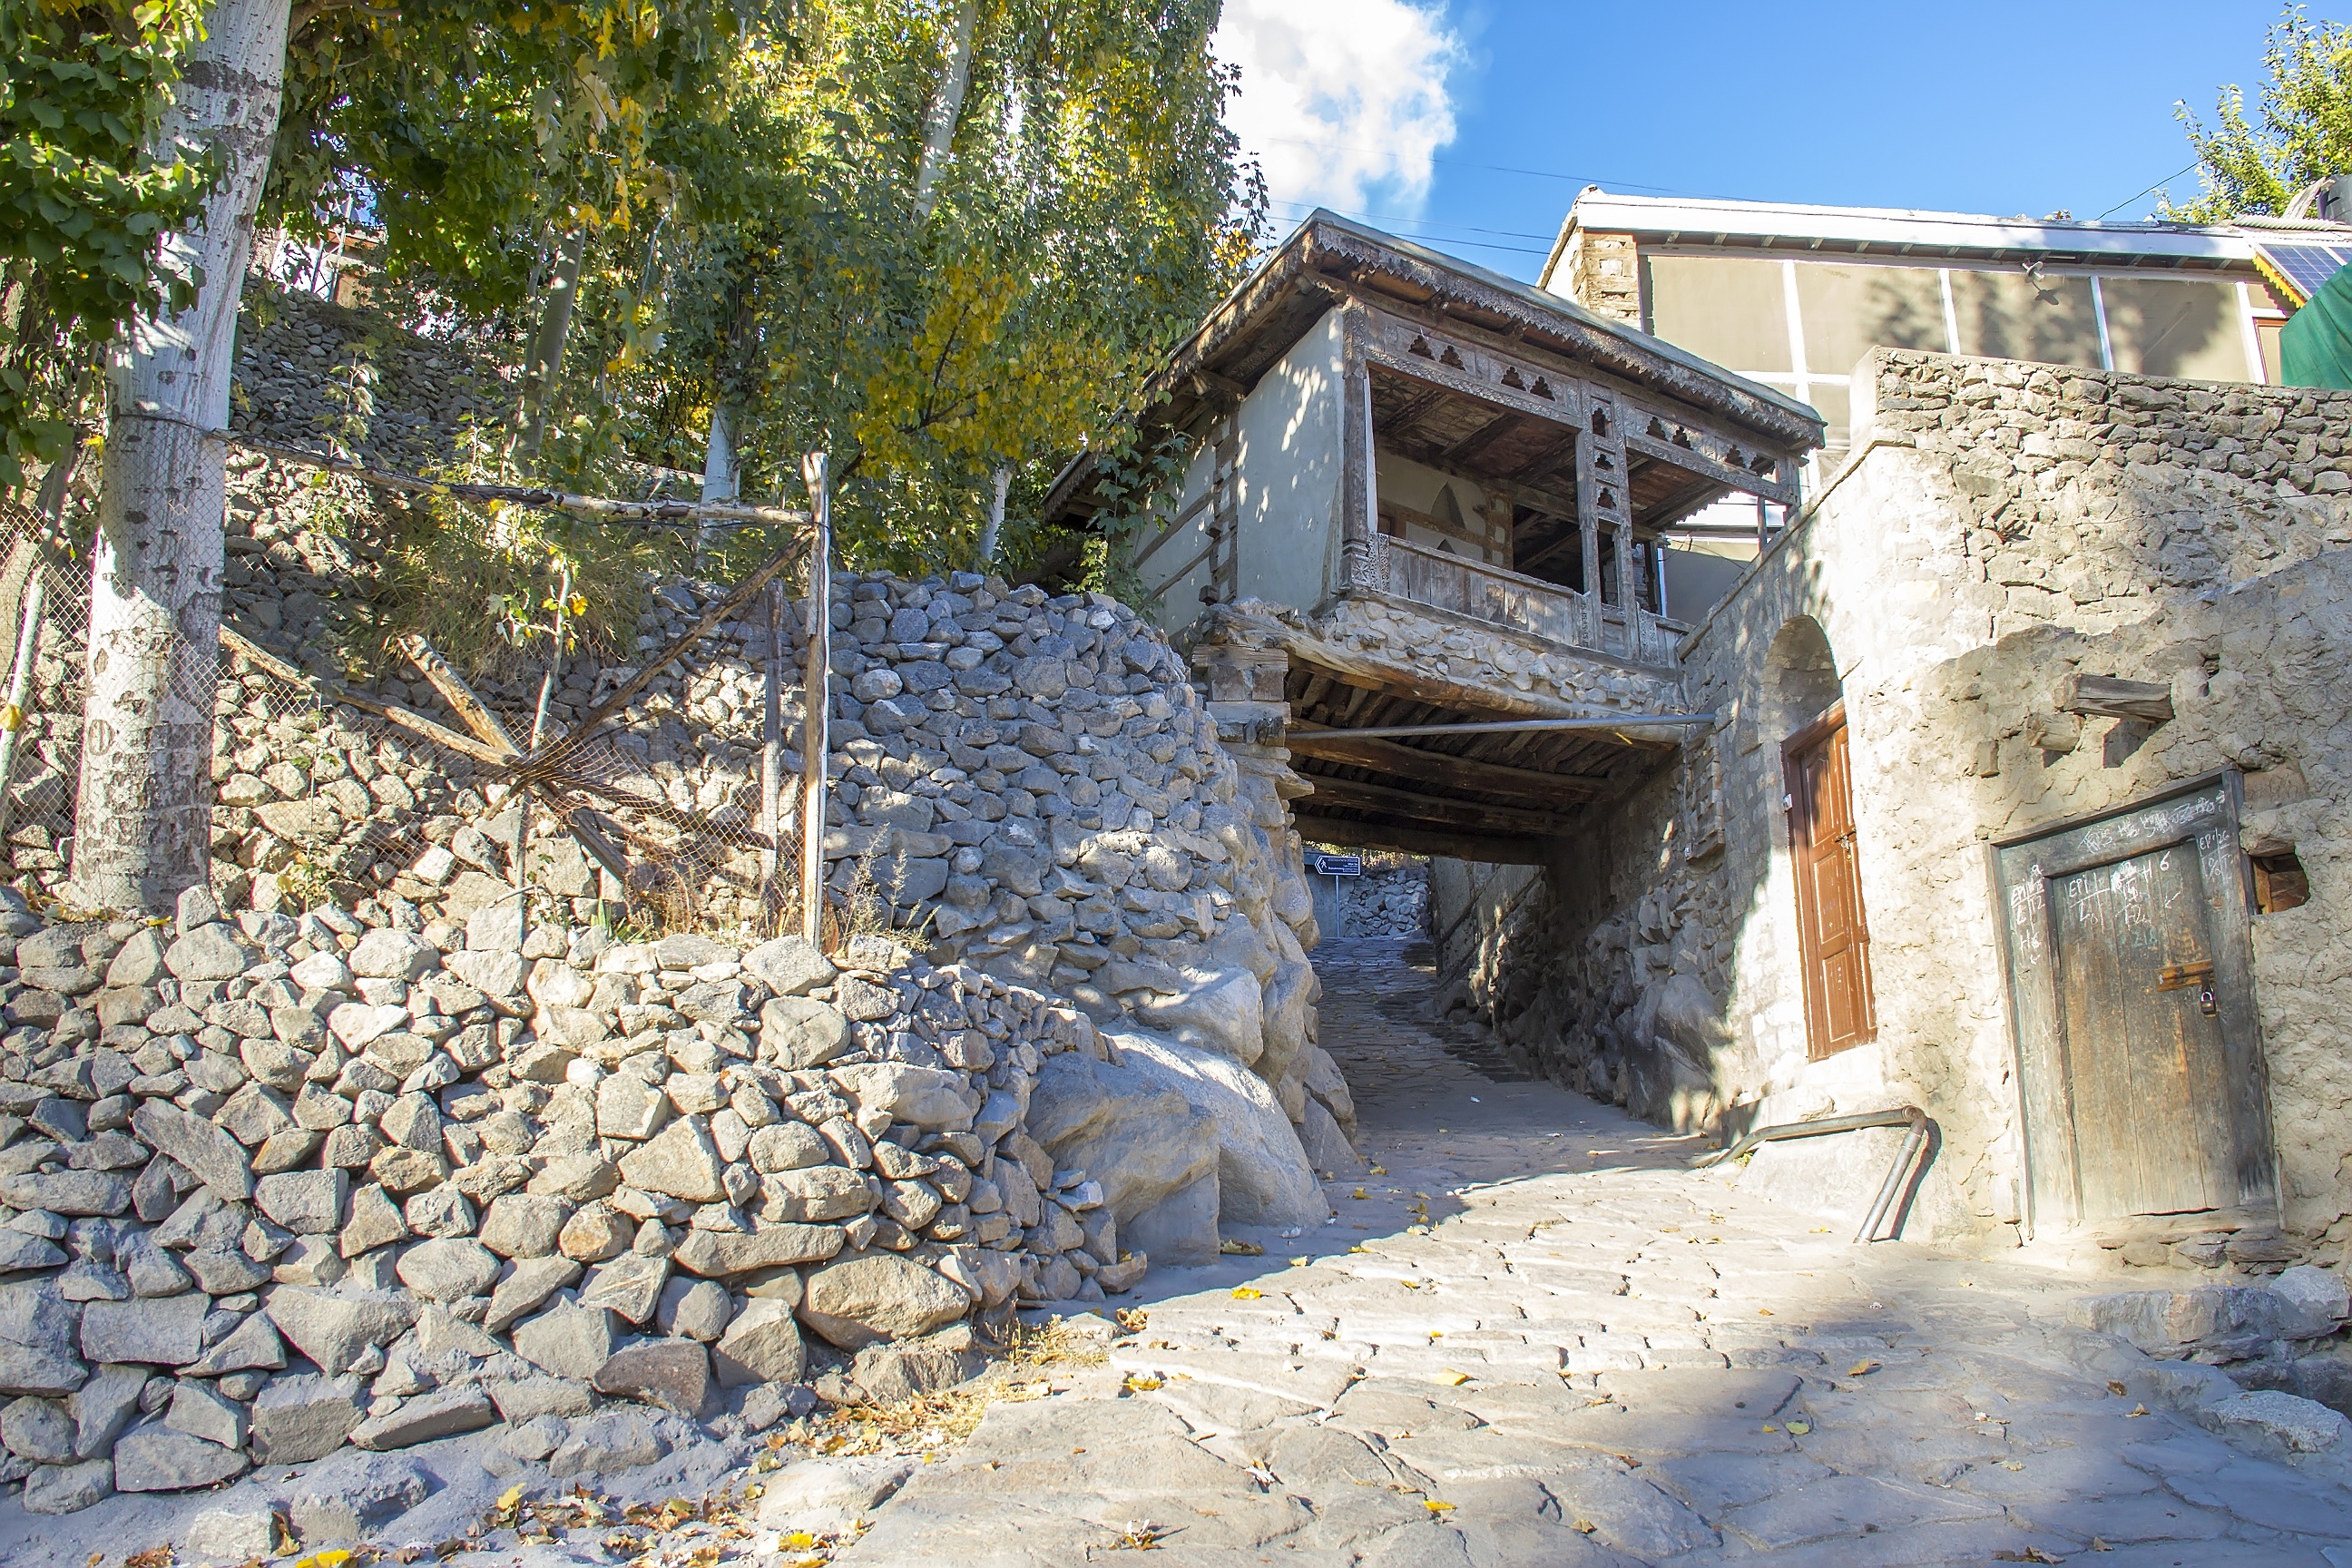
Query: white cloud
[[1213, 0, 1465, 222]]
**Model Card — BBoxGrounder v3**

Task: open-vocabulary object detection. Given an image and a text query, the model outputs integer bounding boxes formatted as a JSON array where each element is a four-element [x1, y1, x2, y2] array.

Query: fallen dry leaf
[[1230, 1287, 1262, 1300], [1847, 1361, 1879, 1377], [1784, 1420, 1811, 1436], [1424, 1500, 1455, 1514], [1435, 1370, 1471, 1387], [1288, 1257, 1310, 1268]]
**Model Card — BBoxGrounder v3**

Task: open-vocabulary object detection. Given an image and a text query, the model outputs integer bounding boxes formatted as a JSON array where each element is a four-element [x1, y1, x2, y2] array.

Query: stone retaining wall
[[0, 865, 1334, 1513]]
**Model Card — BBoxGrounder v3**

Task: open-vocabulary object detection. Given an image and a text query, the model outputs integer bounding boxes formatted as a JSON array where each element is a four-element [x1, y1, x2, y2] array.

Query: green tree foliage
[[612, 0, 1265, 576], [0, 0, 215, 487], [2175, 5, 2352, 220], [269, 1, 736, 314]]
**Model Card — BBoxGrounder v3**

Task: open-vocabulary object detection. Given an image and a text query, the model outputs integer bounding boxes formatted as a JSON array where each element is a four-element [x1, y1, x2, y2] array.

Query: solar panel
[[2256, 241, 2352, 306]]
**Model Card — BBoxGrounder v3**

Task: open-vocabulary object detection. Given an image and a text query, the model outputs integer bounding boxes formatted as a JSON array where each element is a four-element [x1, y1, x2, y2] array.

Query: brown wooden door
[[1785, 703, 1877, 1058], [1993, 778, 2275, 1231], [2049, 847, 2233, 1216]]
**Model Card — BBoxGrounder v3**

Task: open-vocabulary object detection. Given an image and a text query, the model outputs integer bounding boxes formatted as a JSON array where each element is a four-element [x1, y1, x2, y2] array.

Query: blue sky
[[1214, 1, 2325, 282]]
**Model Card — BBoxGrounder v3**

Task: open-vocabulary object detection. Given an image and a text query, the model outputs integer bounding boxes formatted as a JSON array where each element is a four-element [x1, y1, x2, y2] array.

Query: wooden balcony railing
[[1367, 534, 1681, 668]]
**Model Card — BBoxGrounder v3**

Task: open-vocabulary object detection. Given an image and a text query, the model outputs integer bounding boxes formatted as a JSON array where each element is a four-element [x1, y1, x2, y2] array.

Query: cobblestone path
[[838, 936, 2352, 1566]]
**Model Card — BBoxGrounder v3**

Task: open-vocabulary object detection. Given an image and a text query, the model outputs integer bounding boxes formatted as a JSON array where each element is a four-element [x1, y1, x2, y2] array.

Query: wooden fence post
[[799, 452, 831, 948]]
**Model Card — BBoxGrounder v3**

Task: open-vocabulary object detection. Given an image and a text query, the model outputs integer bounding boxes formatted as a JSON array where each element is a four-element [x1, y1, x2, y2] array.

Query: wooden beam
[[399, 632, 522, 754], [397, 632, 630, 893], [1378, 381, 1450, 437], [1294, 808, 1550, 867], [1300, 772, 1567, 836], [1441, 409, 1524, 468], [800, 453, 833, 947], [2059, 673, 2175, 725], [220, 627, 515, 769], [1286, 727, 1607, 802], [1508, 429, 1580, 486]]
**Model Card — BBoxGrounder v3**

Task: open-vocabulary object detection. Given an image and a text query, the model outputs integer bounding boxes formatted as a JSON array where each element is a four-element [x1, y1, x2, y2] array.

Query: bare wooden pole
[[228, 432, 811, 531], [398, 632, 520, 752], [221, 627, 513, 767], [799, 452, 831, 948], [759, 578, 783, 918]]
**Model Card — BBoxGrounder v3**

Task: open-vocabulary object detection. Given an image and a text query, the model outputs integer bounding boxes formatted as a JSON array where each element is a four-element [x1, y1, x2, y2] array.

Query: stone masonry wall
[[11, 279, 1348, 1201], [0, 876, 1304, 1514], [1436, 348, 2352, 1250]]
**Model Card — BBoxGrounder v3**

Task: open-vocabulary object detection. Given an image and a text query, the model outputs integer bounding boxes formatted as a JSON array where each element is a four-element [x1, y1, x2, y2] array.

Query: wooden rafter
[[1440, 409, 1524, 468], [1293, 808, 1549, 867], [1301, 773, 1565, 836], [1286, 727, 1606, 803]]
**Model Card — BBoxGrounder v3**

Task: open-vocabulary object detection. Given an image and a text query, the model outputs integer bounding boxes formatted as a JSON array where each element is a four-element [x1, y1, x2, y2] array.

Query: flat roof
[[1542, 190, 2291, 286]]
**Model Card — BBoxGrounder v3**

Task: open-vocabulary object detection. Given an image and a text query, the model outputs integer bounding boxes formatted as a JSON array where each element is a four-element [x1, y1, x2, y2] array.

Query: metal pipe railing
[[1700, 1106, 1932, 1244]]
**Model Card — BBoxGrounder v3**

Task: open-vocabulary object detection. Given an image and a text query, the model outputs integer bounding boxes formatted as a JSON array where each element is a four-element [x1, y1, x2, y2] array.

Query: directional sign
[[1311, 852, 1363, 877]]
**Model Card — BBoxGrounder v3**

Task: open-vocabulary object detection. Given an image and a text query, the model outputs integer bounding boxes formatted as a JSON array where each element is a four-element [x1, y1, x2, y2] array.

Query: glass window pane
[[1950, 270, 2103, 368], [1805, 382, 1852, 472], [1793, 263, 1950, 381], [2102, 277, 2251, 382], [1644, 255, 1790, 373]]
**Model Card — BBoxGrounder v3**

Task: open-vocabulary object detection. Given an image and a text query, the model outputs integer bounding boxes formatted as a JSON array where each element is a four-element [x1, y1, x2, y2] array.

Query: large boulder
[[1105, 1026, 1328, 1229], [828, 1063, 979, 1131], [1255, 959, 1318, 1087], [743, 937, 837, 998], [1128, 967, 1264, 1066], [798, 1252, 973, 1350], [1023, 1053, 1217, 1226]]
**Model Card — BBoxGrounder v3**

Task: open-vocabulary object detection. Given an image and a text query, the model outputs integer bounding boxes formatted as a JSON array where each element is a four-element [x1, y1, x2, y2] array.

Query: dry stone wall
[[1436, 349, 2352, 1250], [0, 864, 1328, 1514], [0, 282, 1357, 1511]]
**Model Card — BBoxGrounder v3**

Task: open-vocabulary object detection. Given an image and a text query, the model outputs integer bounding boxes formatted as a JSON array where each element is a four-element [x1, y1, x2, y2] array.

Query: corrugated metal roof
[[1551, 191, 2265, 279]]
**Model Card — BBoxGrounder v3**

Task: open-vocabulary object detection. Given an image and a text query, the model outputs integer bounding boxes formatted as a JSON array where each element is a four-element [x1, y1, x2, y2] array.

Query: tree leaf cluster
[[0, 0, 215, 486], [2174, 5, 2352, 221]]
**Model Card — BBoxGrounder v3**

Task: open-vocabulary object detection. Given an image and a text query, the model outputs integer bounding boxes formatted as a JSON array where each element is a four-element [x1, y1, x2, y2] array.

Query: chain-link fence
[[0, 495, 809, 937]]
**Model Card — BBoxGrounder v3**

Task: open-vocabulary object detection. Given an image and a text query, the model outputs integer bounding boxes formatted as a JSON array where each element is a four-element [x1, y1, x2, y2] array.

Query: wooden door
[[1785, 703, 1876, 1058], [1994, 778, 2274, 1230]]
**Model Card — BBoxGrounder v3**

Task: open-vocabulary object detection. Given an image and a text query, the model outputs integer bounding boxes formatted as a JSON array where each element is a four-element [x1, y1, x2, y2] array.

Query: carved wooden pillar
[[1340, 306, 1378, 590], [1573, 389, 1626, 649]]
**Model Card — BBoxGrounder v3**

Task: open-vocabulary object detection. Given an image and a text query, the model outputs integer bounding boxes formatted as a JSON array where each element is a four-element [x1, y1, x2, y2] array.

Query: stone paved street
[[834, 936, 2352, 1565]]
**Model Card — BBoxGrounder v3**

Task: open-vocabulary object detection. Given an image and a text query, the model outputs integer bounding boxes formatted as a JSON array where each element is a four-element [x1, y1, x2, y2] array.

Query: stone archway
[[1762, 614, 1842, 741]]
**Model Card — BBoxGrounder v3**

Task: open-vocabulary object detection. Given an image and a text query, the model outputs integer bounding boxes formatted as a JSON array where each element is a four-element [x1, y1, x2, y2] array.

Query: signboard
[[1311, 853, 1363, 877]]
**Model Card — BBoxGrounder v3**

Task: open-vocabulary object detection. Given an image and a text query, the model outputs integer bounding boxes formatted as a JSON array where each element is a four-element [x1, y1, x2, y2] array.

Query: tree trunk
[[72, 0, 292, 913], [701, 402, 740, 504], [515, 228, 587, 463], [911, 0, 977, 224], [976, 462, 1011, 569]]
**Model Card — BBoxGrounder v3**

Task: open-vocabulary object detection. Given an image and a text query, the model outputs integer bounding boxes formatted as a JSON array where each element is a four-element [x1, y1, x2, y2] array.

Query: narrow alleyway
[[841, 936, 2352, 1565]]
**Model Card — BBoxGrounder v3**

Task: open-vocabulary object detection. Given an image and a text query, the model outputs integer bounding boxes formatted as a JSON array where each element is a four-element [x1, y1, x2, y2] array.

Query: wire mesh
[[0, 495, 809, 936]]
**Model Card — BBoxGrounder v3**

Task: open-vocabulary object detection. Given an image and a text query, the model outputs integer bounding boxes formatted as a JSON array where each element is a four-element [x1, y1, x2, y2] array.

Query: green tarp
[[2283, 261, 2352, 388]]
